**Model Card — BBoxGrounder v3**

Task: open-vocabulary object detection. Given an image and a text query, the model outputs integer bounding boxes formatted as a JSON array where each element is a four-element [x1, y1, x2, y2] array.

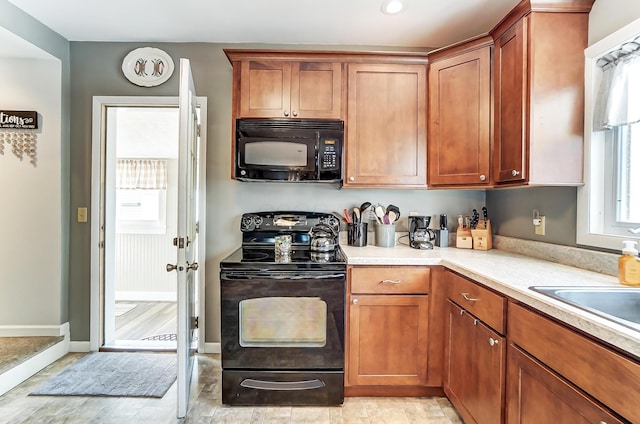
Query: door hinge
[[197, 124, 201, 138], [195, 221, 199, 234], [173, 237, 186, 248], [192, 316, 199, 329]]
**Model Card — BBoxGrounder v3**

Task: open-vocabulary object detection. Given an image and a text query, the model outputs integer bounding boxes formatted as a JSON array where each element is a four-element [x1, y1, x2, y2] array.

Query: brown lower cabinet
[[346, 266, 440, 396], [508, 302, 638, 423], [506, 344, 625, 424]]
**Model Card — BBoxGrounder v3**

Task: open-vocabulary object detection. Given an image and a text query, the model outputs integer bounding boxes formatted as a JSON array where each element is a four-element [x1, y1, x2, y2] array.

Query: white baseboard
[[0, 323, 70, 396], [202, 342, 220, 354], [68, 341, 92, 352], [0, 323, 69, 337]]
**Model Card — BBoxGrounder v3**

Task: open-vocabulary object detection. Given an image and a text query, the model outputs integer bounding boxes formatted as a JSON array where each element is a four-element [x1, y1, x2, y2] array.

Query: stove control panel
[[240, 212, 338, 234]]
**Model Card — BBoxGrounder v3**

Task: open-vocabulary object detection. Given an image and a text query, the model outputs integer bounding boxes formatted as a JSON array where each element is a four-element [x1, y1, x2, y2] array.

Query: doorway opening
[[90, 97, 206, 353]]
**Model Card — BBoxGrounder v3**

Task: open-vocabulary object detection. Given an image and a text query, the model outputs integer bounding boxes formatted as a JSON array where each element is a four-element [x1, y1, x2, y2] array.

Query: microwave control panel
[[320, 138, 339, 170]]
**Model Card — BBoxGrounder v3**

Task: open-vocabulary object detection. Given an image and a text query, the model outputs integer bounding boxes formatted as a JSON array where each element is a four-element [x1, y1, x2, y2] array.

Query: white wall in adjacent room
[[0, 56, 63, 326]]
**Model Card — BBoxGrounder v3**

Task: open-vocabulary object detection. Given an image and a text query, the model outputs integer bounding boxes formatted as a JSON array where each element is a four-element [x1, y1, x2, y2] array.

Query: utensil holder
[[347, 223, 368, 247], [375, 223, 396, 247]]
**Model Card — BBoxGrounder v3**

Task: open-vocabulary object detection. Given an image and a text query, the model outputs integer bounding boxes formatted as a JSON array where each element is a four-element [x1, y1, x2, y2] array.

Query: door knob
[[187, 262, 199, 271], [166, 264, 178, 272]]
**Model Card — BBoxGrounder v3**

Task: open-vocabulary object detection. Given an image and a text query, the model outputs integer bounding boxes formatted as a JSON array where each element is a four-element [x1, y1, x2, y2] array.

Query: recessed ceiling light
[[381, 0, 404, 15]]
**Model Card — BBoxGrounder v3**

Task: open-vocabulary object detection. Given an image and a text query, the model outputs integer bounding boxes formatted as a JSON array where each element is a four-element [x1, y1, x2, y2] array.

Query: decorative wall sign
[[0, 110, 38, 129], [0, 110, 39, 166], [121, 47, 175, 87]]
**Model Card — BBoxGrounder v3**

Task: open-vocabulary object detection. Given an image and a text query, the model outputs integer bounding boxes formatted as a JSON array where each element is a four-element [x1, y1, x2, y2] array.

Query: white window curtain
[[593, 49, 640, 130], [116, 159, 168, 190]]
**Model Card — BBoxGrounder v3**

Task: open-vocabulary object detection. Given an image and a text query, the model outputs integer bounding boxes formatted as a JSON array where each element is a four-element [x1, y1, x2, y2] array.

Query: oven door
[[236, 137, 317, 181], [220, 270, 345, 371]]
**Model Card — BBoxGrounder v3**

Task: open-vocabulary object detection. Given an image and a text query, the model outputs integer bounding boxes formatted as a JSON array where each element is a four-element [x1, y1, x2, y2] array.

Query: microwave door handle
[[316, 132, 321, 179]]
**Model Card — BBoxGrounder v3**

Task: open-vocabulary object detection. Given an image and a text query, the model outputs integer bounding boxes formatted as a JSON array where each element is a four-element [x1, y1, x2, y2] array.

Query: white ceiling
[[6, 0, 521, 48]]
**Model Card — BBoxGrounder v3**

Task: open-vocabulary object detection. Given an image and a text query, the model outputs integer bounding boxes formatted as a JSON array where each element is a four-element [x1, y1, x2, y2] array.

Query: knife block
[[471, 220, 492, 250], [456, 229, 473, 249]]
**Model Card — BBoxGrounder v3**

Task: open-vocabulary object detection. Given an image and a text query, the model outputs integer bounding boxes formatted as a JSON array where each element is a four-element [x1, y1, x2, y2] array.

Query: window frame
[[578, 17, 640, 250]]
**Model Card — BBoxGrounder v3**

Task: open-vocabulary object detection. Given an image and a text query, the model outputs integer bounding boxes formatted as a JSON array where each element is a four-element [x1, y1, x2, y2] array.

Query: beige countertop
[[341, 242, 640, 359]]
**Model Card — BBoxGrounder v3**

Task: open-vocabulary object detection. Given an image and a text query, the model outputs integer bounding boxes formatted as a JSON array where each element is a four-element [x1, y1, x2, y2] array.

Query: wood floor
[[0, 353, 464, 423], [115, 301, 177, 341]]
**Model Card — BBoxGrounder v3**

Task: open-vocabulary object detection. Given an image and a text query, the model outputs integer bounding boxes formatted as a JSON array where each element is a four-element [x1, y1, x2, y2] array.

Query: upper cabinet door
[[345, 63, 427, 188], [493, 18, 528, 184], [428, 44, 491, 187], [291, 62, 342, 119], [239, 60, 341, 119], [239, 60, 292, 118]]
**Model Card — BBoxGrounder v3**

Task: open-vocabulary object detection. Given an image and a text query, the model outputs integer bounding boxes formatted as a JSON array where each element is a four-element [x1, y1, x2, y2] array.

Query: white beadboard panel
[[115, 233, 176, 298]]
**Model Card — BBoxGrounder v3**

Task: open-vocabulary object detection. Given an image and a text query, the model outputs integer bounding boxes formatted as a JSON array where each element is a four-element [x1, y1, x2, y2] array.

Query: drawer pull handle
[[489, 338, 499, 346], [461, 292, 478, 302], [381, 279, 402, 284]]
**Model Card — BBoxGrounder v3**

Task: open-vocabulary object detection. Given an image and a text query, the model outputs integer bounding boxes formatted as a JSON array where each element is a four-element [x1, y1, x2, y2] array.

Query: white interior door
[[175, 58, 200, 419]]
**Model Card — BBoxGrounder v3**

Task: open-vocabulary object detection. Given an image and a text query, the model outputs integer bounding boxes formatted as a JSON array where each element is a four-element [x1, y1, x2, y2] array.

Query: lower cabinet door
[[347, 294, 429, 386], [506, 344, 626, 424], [445, 301, 505, 424]]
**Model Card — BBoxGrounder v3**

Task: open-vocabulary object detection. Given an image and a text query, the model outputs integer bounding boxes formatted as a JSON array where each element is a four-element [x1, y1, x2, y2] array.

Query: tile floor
[[0, 353, 463, 424]]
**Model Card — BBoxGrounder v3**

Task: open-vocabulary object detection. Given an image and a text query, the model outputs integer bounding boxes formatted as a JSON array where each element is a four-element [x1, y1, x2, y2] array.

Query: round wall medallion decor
[[121, 47, 175, 87]]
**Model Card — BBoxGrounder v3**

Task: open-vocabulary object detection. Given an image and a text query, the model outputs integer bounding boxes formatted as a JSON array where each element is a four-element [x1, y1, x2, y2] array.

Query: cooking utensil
[[388, 210, 398, 223], [353, 207, 361, 223], [360, 202, 371, 214], [374, 205, 386, 224], [386, 205, 400, 221], [343, 209, 353, 224], [332, 211, 347, 223]]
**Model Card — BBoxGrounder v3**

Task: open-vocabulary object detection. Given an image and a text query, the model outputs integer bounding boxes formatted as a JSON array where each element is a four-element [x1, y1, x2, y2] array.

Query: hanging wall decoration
[[0, 110, 39, 166]]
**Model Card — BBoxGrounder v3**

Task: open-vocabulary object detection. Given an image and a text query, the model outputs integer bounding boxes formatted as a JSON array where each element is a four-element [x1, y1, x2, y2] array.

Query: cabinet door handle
[[460, 292, 478, 302], [489, 338, 499, 346], [511, 169, 520, 177], [381, 279, 402, 284], [283, 110, 289, 117], [352, 298, 359, 304], [480, 174, 486, 181], [349, 176, 355, 181], [292, 110, 298, 117]]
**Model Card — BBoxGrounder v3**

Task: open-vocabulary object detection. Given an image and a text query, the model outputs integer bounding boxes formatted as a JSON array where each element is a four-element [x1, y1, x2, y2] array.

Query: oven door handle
[[240, 378, 325, 391], [221, 272, 345, 280]]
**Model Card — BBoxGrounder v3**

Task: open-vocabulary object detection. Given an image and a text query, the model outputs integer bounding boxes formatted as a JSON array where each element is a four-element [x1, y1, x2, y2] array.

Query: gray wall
[[69, 42, 486, 343]]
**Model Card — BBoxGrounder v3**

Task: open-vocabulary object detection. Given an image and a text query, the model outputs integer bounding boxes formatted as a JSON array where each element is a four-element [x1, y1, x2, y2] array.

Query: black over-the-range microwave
[[235, 118, 344, 182]]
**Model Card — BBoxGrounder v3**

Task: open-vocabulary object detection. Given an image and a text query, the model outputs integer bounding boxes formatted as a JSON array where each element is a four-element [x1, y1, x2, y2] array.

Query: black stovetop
[[221, 211, 346, 272], [220, 246, 347, 272]]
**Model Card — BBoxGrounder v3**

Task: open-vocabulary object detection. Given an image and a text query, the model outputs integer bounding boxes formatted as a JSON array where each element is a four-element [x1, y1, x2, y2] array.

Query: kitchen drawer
[[509, 302, 640, 423], [446, 271, 505, 334], [350, 266, 430, 294]]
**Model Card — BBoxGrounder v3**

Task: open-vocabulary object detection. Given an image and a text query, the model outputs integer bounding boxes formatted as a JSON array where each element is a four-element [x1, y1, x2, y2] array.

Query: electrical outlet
[[77, 207, 88, 223], [534, 216, 545, 236]]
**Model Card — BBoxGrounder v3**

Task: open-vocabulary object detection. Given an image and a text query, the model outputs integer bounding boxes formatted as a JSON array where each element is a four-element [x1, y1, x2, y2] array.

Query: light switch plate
[[77, 207, 88, 223]]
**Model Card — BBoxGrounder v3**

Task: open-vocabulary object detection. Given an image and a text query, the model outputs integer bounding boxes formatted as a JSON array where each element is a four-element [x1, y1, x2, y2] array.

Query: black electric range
[[219, 211, 347, 406]]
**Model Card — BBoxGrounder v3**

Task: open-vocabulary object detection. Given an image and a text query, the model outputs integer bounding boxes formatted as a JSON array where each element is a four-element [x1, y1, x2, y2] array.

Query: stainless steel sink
[[530, 286, 640, 332]]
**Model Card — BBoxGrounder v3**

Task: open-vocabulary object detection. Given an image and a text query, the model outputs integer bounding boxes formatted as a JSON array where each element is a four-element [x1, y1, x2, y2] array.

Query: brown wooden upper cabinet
[[344, 62, 427, 188], [427, 37, 492, 188], [225, 51, 342, 119], [491, 0, 594, 186]]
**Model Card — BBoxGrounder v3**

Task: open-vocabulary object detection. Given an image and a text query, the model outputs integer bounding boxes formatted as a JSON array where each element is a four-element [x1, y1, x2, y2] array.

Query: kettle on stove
[[309, 224, 338, 252]]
